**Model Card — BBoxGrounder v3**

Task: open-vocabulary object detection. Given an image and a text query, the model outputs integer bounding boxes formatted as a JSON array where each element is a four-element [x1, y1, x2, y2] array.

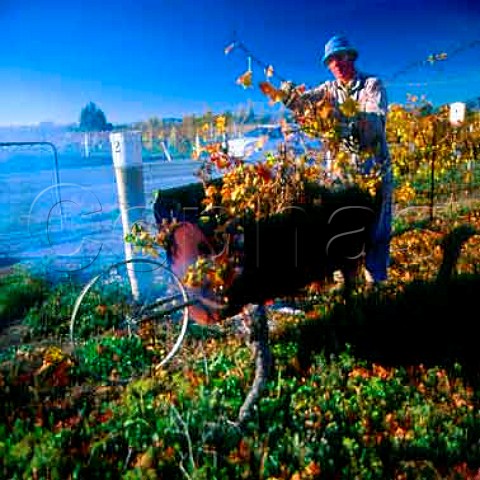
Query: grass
[[0, 203, 479, 479], [0, 266, 50, 334]]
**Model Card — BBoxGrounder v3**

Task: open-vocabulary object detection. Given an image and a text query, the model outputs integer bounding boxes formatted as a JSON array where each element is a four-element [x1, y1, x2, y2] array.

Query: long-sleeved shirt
[[285, 71, 392, 181]]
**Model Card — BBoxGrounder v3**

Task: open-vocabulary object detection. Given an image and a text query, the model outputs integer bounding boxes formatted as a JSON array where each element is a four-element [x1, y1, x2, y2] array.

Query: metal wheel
[[70, 259, 191, 383]]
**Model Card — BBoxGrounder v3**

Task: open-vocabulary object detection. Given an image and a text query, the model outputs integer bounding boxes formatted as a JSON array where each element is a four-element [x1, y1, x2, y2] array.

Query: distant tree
[[181, 115, 196, 140], [259, 112, 273, 124], [201, 110, 214, 139], [79, 102, 112, 131], [142, 116, 163, 150], [178, 138, 192, 157], [224, 110, 233, 123], [168, 126, 178, 150], [203, 110, 214, 126], [223, 110, 234, 137], [245, 103, 256, 124]]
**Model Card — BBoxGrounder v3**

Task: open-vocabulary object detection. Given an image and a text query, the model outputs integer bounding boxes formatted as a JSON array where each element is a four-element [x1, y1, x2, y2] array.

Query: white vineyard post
[[110, 131, 151, 301]]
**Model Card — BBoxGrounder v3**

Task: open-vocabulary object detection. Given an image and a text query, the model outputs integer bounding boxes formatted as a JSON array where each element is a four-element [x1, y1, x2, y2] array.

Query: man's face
[[327, 52, 356, 83]]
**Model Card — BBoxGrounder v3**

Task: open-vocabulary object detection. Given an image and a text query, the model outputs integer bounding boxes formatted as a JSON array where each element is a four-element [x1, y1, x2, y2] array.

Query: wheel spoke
[[70, 259, 190, 382]]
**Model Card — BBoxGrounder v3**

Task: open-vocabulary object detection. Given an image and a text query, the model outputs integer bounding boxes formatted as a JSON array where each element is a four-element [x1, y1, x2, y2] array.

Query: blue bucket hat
[[322, 35, 358, 65]]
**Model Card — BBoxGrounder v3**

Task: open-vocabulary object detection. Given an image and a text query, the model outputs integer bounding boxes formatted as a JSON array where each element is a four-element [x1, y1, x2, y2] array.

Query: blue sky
[[0, 0, 479, 126]]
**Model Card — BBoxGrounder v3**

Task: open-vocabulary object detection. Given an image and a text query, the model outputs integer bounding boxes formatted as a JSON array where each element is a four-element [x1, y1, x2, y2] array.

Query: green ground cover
[[0, 203, 480, 479]]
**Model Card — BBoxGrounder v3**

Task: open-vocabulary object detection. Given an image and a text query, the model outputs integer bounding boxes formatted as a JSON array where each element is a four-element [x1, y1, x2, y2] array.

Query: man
[[281, 34, 392, 284]]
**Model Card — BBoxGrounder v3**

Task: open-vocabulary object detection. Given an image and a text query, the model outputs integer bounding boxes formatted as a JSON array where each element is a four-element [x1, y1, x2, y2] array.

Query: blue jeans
[[366, 179, 393, 282]]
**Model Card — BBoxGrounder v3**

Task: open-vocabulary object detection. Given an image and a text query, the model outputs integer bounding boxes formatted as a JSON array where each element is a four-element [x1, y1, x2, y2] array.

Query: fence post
[[83, 132, 90, 158], [110, 131, 150, 301], [429, 103, 467, 221], [430, 148, 436, 222]]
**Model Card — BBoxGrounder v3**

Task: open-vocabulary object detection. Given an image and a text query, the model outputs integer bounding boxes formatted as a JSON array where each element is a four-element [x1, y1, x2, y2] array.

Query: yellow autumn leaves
[[339, 96, 359, 118], [387, 99, 480, 187], [202, 156, 322, 221], [183, 256, 230, 291]]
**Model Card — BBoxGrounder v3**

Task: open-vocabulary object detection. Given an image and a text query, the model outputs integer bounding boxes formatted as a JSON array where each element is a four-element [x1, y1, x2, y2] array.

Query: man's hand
[[280, 81, 306, 108]]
